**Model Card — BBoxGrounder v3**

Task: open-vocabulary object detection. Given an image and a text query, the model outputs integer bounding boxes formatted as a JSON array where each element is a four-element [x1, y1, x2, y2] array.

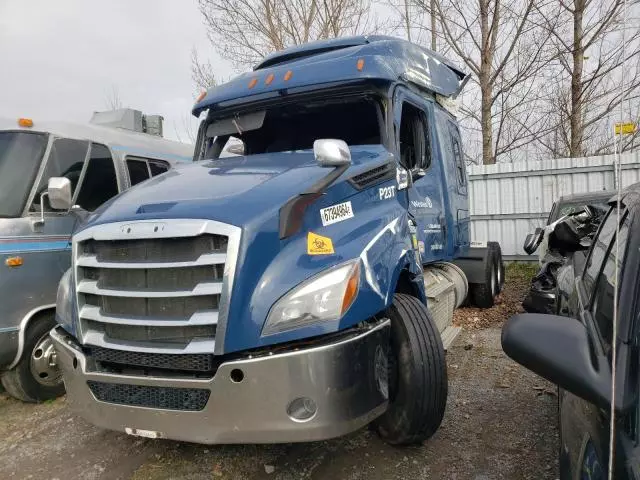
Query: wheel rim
[[29, 333, 62, 387]]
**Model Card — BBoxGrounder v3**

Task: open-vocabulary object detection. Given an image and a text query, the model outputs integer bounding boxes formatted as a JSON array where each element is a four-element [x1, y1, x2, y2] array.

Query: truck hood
[[85, 147, 390, 228]]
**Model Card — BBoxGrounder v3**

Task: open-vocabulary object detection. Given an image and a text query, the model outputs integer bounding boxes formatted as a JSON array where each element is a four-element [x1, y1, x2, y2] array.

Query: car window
[[583, 209, 616, 296], [590, 214, 629, 351], [398, 102, 431, 171], [31, 138, 89, 211], [75, 143, 119, 212], [448, 122, 466, 188]]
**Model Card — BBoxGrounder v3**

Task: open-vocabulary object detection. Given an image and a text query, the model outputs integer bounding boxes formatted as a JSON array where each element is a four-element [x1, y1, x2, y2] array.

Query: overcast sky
[[0, 0, 234, 142]]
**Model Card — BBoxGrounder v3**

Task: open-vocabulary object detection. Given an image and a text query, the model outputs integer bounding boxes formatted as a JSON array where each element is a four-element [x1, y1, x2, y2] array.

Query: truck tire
[[470, 251, 498, 308], [1, 313, 64, 402], [373, 293, 447, 445], [488, 242, 504, 293]]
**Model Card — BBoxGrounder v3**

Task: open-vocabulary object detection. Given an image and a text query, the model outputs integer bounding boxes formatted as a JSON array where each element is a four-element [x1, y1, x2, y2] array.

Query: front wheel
[[373, 294, 447, 445], [1, 313, 64, 402]]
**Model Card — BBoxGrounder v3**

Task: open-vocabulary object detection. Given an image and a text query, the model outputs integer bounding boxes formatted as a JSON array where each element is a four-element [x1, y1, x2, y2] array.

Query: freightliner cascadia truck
[[49, 36, 503, 445]]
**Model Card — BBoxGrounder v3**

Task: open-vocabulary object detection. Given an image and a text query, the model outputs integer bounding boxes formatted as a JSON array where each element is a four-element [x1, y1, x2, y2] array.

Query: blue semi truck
[[49, 36, 502, 445]]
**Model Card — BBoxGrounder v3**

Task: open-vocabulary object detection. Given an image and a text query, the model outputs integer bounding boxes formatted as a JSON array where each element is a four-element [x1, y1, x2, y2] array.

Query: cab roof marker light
[[265, 73, 275, 85], [356, 58, 365, 71], [248, 78, 258, 89], [284, 70, 293, 81], [18, 118, 33, 127], [196, 91, 207, 103]]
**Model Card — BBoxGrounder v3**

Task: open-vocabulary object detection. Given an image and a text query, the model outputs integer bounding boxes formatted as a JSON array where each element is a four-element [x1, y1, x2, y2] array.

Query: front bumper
[[51, 320, 390, 444]]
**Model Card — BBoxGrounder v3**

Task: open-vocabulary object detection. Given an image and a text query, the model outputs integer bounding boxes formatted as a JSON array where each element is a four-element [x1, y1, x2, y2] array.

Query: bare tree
[[536, 0, 640, 157], [419, 0, 555, 164], [104, 85, 124, 110], [195, 0, 378, 73], [191, 49, 219, 92]]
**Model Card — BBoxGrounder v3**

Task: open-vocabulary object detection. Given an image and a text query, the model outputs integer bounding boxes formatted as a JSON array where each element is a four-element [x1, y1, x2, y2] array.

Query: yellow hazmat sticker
[[307, 232, 334, 255]]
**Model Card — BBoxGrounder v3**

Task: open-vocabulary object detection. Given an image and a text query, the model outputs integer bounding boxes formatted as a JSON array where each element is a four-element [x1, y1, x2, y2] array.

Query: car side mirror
[[502, 313, 636, 413], [523, 227, 544, 254], [313, 139, 351, 167], [47, 177, 72, 210]]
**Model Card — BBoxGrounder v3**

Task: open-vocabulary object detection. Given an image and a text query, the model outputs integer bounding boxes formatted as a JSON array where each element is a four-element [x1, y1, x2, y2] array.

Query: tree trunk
[[479, 0, 494, 165], [570, 0, 584, 157], [430, 0, 437, 50]]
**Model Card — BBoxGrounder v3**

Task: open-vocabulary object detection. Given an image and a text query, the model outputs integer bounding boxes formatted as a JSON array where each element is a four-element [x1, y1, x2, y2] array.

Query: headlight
[[55, 268, 76, 335], [262, 259, 360, 336]]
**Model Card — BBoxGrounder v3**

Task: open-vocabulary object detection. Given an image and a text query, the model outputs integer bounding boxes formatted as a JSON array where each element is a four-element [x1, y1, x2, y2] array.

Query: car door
[[561, 206, 639, 479], [393, 87, 446, 262]]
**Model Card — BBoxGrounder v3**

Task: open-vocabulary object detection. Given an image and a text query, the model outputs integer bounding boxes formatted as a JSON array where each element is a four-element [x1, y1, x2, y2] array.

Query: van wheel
[[1, 313, 64, 402], [373, 294, 447, 445]]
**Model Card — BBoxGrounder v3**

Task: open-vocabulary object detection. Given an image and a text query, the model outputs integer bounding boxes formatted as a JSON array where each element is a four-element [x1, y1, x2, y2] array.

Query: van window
[[126, 157, 170, 186], [31, 138, 89, 211], [127, 159, 150, 185], [398, 102, 430, 171], [149, 161, 169, 177], [75, 144, 119, 211], [0, 132, 47, 217]]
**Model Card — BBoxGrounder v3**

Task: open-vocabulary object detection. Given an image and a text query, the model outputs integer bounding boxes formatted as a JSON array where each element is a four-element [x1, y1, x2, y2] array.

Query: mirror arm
[[33, 192, 49, 227]]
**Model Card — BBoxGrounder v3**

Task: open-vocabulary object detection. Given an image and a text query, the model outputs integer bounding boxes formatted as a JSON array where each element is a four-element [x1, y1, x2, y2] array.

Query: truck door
[[393, 88, 447, 263], [433, 108, 470, 257]]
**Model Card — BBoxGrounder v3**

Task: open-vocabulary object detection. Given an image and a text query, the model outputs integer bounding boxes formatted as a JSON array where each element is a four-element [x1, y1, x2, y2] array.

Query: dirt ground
[[0, 266, 558, 480]]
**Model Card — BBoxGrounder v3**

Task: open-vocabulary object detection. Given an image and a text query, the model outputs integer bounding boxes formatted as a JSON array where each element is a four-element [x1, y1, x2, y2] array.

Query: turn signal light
[[341, 263, 360, 314], [18, 118, 33, 127], [356, 58, 365, 71], [5, 256, 23, 268]]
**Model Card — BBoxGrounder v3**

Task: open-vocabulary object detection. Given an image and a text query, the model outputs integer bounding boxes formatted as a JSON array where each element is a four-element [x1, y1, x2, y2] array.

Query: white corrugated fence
[[468, 151, 640, 260]]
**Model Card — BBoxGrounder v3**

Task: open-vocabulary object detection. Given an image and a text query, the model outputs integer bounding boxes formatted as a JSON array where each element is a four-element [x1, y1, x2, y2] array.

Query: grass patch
[[505, 261, 538, 281]]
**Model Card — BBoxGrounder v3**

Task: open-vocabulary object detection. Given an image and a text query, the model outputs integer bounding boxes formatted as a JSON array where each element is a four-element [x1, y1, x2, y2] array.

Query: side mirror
[[523, 227, 544, 254], [47, 177, 72, 210], [502, 313, 635, 413], [313, 139, 351, 167]]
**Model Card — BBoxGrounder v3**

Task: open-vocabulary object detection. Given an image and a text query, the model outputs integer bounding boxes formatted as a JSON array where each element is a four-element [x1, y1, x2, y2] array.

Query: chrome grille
[[73, 219, 241, 355]]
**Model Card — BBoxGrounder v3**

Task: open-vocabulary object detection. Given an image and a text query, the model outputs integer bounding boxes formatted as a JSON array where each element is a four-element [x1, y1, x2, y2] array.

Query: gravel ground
[[1, 266, 557, 480]]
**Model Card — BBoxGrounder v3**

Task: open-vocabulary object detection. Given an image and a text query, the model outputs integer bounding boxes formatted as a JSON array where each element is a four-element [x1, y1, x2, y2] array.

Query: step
[[440, 325, 462, 351]]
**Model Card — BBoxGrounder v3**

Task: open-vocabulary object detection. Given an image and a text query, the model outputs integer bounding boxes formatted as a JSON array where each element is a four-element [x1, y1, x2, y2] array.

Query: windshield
[[203, 95, 383, 159], [0, 131, 48, 217]]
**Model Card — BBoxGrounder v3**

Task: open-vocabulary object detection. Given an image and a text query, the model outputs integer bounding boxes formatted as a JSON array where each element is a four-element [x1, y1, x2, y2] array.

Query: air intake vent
[[88, 381, 210, 411], [349, 163, 395, 190], [90, 347, 217, 373]]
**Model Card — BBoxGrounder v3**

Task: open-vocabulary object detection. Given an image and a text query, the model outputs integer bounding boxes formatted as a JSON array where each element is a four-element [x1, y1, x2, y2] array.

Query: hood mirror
[[313, 139, 351, 167]]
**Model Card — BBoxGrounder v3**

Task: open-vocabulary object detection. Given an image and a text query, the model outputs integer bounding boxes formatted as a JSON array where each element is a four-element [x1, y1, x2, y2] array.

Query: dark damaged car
[[522, 191, 613, 314]]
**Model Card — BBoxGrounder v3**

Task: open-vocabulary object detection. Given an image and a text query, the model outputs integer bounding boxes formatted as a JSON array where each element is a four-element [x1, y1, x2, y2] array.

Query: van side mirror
[[47, 177, 72, 210], [313, 139, 351, 167], [502, 313, 636, 413]]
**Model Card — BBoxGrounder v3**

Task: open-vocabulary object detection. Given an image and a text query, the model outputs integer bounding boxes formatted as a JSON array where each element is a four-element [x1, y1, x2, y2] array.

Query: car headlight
[[56, 268, 76, 336], [262, 259, 360, 336]]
